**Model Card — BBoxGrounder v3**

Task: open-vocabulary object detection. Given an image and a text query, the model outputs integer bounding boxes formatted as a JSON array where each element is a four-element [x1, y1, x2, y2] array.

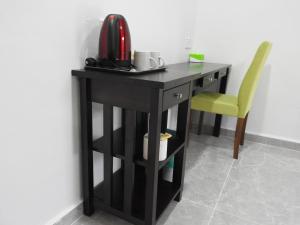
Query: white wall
[[192, 0, 300, 143], [1, 0, 299, 224], [0, 1, 196, 225]]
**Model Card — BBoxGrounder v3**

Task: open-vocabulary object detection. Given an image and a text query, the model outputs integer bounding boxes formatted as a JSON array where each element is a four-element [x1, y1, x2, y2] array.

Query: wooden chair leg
[[197, 111, 204, 135], [233, 117, 244, 159], [240, 113, 249, 146]]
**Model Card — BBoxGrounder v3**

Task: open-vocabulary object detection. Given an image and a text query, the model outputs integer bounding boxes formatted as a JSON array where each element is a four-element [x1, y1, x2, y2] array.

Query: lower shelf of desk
[[94, 168, 181, 224]]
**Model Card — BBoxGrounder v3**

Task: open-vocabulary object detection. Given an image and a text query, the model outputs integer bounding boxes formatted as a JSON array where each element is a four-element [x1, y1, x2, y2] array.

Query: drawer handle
[[174, 93, 183, 99]]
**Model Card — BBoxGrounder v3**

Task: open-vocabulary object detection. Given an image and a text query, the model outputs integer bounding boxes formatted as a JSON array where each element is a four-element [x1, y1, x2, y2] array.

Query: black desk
[[72, 62, 231, 225]]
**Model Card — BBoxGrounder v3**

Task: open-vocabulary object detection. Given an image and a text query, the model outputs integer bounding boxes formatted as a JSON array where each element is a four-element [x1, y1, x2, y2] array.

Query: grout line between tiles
[[69, 215, 83, 225], [207, 159, 235, 225], [182, 197, 214, 210]]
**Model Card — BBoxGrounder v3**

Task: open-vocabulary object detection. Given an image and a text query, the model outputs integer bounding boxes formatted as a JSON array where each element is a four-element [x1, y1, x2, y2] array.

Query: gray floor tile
[[210, 210, 258, 225], [189, 133, 235, 151], [216, 144, 300, 225], [183, 143, 234, 207], [72, 210, 131, 225], [185, 140, 210, 171], [71, 216, 97, 225], [59, 134, 300, 225], [189, 133, 263, 157], [71, 200, 212, 225], [263, 145, 300, 172], [158, 199, 212, 225], [90, 207, 131, 225]]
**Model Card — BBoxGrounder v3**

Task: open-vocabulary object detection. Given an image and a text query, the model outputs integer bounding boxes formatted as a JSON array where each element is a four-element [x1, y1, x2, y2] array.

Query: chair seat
[[191, 92, 239, 117]]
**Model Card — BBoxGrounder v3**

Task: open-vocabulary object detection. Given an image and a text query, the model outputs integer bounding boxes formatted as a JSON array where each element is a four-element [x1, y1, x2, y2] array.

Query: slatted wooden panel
[[79, 78, 94, 215], [145, 88, 163, 225], [104, 104, 113, 205], [174, 82, 192, 202], [123, 109, 136, 214]]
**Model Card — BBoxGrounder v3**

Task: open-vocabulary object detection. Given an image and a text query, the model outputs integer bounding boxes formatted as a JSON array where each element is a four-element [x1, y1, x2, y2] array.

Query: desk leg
[[103, 105, 113, 206], [145, 89, 163, 225], [123, 109, 136, 215], [174, 97, 191, 201], [213, 70, 230, 137], [79, 78, 94, 215]]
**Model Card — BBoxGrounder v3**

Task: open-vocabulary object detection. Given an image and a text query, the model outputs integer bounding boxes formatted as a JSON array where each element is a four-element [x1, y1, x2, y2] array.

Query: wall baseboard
[[190, 124, 300, 151], [52, 203, 83, 225]]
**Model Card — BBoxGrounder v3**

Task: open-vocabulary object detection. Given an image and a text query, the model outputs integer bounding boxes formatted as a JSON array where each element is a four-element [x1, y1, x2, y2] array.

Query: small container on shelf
[[163, 157, 174, 182], [143, 133, 172, 161]]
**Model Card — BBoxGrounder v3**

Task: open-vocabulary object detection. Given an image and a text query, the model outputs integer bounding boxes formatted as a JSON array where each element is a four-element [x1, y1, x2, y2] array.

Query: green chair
[[191, 41, 272, 159]]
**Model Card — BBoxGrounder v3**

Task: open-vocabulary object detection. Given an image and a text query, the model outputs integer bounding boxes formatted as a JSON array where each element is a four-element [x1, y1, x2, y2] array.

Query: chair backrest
[[238, 41, 272, 118]]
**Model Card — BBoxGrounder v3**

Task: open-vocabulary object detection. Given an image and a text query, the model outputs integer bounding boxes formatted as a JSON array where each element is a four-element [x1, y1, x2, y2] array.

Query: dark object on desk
[[85, 58, 97, 67], [72, 62, 231, 225], [99, 14, 131, 69], [85, 65, 167, 75]]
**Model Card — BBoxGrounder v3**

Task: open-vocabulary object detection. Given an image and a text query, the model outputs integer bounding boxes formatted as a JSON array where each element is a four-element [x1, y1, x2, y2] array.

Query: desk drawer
[[163, 83, 190, 110]]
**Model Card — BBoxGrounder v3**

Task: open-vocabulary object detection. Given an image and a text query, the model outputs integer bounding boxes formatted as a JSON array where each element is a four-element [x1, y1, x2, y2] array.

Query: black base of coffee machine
[[85, 57, 132, 71]]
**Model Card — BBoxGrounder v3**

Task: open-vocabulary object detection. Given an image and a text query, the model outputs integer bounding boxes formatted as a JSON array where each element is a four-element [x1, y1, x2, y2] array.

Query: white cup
[[134, 51, 158, 71], [151, 52, 165, 68], [143, 133, 172, 161]]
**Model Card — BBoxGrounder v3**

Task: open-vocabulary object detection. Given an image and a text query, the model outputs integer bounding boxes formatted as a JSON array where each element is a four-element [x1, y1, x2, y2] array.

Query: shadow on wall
[[70, 17, 103, 155], [71, 17, 124, 188], [80, 18, 103, 63], [69, 18, 102, 191], [71, 18, 103, 191], [246, 64, 272, 133], [70, 72, 82, 199], [221, 64, 272, 133]]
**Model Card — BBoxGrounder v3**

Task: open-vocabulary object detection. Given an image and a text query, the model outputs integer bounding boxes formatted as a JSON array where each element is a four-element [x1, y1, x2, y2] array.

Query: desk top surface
[[72, 62, 231, 89]]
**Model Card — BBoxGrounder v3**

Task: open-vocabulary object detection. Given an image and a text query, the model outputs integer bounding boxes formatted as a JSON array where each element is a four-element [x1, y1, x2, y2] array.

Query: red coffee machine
[[98, 14, 131, 68]]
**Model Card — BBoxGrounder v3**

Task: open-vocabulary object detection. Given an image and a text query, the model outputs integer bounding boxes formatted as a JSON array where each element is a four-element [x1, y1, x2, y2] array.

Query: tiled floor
[[63, 134, 300, 225]]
